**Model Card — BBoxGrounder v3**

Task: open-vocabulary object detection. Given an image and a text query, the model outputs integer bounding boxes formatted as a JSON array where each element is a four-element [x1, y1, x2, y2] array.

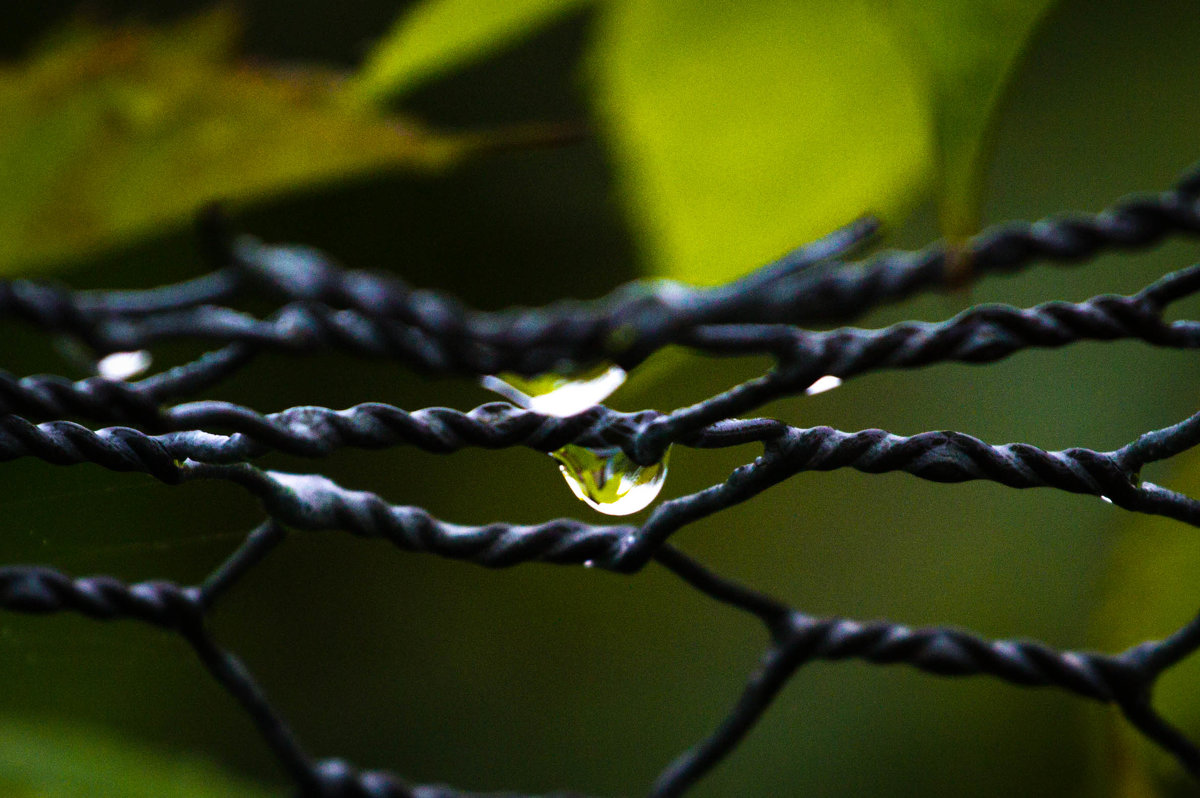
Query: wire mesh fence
[[3, 160, 1200, 796]]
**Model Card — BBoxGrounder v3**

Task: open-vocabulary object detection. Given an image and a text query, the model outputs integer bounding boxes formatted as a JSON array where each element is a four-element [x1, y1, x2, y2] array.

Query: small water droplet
[[583, 559, 595, 568], [97, 350, 152, 381], [552, 444, 670, 516], [805, 375, 843, 395], [481, 363, 626, 417], [1100, 495, 1114, 504]]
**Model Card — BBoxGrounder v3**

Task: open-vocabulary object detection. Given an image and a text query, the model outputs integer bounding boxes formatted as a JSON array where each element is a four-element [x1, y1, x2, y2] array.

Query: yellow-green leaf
[[351, 0, 593, 106], [882, 0, 1057, 243], [1091, 451, 1200, 796], [0, 10, 466, 275], [0, 717, 276, 797], [588, 0, 935, 285]]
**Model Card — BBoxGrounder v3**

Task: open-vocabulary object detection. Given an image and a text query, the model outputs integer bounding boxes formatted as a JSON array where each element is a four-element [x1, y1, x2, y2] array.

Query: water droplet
[[552, 444, 670, 516], [583, 559, 596, 568], [805, 375, 843, 395], [1100, 495, 1114, 504], [97, 350, 152, 381], [481, 363, 626, 417]]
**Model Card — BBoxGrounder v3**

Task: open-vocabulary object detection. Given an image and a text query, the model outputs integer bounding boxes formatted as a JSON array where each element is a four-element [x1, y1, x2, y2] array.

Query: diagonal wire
[[0, 162, 1199, 797]]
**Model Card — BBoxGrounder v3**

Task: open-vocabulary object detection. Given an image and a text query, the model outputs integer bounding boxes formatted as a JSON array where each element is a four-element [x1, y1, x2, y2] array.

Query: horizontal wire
[[1, 404, 1195, 573], [0, 263, 1197, 470], [649, 545, 1199, 796], [221, 160, 1200, 374], [2, 547, 1195, 797], [0, 163, 1198, 797], [1, 160, 1197, 377]]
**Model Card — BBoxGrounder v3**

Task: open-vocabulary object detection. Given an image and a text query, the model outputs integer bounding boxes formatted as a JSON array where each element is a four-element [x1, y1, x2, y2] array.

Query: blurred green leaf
[[883, 0, 1057, 244], [0, 10, 468, 275], [351, 0, 592, 105], [1091, 452, 1200, 797], [588, 0, 935, 285], [0, 717, 275, 796], [352, 0, 1057, 286]]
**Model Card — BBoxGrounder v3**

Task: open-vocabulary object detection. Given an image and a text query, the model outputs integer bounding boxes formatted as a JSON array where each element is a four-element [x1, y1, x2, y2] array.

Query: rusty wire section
[[2, 162, 1200, 796]]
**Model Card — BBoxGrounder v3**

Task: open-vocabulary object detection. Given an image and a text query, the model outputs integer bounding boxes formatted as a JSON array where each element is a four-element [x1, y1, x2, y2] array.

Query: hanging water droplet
[[552, 444, 670, 516], [805, 374, 843, 395], [583, 559, 596, 568], [97, 350, 152, 381], [481, 363, 626, 417]]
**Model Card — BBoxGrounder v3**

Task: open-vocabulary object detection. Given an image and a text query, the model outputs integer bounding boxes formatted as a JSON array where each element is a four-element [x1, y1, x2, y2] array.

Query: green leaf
[[351, 0, 592, 105], [588, 0, 935, 285], [882, 0, 1057, 243], [0, 10, 468, 275], [1091, 451, 1200, 797], [0, 717, 276, 797]]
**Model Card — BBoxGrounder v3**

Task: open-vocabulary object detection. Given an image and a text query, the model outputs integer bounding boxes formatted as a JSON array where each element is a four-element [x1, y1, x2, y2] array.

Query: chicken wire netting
[[3, 161, 1200, 796]]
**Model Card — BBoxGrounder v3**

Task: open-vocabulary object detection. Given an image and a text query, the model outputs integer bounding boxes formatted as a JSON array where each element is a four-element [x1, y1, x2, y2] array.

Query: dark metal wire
[[5, 262, 1200, 467], [1, 162, 1200, 796]]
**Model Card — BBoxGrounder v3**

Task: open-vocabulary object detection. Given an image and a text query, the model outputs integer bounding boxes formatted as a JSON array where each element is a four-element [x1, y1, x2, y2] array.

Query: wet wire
[[1, 162, 1200, 796]]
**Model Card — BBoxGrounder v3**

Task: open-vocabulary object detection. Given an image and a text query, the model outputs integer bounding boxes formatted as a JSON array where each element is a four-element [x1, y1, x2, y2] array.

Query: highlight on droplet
[[805, 375, 843, 395], [481, 362, 627, 417], [97, 350, 153, 381], [551, 443, 670, 516]]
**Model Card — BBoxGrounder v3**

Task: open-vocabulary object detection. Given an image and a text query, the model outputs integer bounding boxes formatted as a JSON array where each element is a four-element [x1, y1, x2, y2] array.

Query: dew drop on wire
[[805, 374, 843, 395], [551, 444, 670, 516], [97, 350, 152, 381], [480, 363, 626, 417]]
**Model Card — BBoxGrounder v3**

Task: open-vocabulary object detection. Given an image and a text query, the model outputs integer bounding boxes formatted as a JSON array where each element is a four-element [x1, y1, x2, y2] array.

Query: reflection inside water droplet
[[97, 350, 152, 381], [552, 444, 670, 516], [481, 363, 626, 417], [805, 375, 842, 395]]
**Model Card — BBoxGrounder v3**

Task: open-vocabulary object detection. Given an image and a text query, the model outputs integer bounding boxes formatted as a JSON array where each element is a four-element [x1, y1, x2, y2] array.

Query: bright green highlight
[[552, 443, 670, 516], [481, 362, 669, 514], [481, 363, 627, 417], [367, 0, 1061, 283], [353, 0, 592, 105], [588, 0, 935, 285], [482, 362, 667, 514]]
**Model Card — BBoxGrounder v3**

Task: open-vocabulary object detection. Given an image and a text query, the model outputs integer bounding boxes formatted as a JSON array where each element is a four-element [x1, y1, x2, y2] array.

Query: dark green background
[[1, 1, 1199, 795]]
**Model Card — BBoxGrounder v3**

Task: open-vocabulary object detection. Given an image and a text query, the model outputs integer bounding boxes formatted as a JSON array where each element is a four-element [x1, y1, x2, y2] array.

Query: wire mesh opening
[[2, 164, 1200, 796]]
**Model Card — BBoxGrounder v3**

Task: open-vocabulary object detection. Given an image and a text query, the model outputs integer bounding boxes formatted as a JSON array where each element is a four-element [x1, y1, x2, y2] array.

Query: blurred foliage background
[[0, 0, 1198, 795]]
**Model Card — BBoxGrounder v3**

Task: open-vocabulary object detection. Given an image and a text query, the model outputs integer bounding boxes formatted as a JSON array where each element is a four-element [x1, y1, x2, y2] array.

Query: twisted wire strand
[[78, 229, 1200, 378], [195, 417, 1200, 568], [0, 267, 245, 349], [0, 342, 254, 432], [6, 262, 1199, 472], [2, 402, 1196, 573], [648, 545, 1199, 797], [0, 566, 202, 628], [1, 163, 1199, 797], [3, 161, 1198, 379], [634, 264, 1200, 461], [1, 545, 1192, 798], [221, 160, 1200, 374], [0, 520, 603, 798]]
